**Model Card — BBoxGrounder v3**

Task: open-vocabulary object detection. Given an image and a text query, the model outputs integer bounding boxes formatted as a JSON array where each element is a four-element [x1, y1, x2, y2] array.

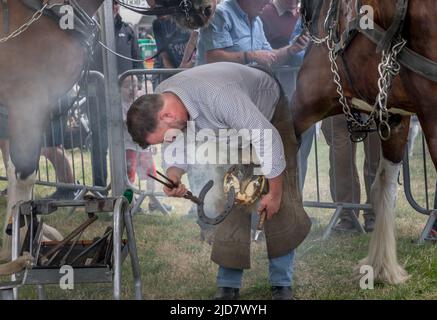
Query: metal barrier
[[117, 66, 436, 242], [403, 129, 437, 243], [0, 71, 109, 199]]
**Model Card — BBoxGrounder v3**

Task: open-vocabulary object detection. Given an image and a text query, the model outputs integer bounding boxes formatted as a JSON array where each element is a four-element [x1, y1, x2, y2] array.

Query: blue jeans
[[217, 250, 295, 289]]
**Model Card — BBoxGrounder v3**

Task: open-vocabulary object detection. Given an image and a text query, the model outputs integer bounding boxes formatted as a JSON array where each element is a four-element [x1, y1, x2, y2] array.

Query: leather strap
[[20, 0, 99, 51], [333, 6, 437, 83], [2, 0, 8, 36], [360, 22, 437, 83], [376, 0, 409, 52]]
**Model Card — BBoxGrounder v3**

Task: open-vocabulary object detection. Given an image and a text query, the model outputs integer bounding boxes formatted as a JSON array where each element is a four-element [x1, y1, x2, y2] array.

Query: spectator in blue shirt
[[196, 0, 308, 67]]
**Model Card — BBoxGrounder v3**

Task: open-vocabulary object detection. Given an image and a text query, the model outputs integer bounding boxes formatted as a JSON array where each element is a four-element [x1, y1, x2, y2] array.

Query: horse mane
[[301, 0, 325, 36]]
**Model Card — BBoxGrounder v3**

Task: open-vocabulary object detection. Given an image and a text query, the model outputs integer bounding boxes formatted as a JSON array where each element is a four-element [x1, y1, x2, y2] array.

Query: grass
[[0, 133, 436, 300]]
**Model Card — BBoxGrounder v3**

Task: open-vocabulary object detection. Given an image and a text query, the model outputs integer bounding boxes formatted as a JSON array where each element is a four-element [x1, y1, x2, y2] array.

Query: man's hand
[[258, 174, 283, 220], [163, 167, 188, 198], [288, 32, 311, 55], [258, 192, 282, 220], [247, 50, 277, 68]]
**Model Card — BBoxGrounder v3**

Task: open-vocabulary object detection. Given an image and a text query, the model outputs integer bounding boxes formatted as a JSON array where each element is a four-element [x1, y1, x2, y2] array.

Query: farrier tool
[[254, 209, 267, 241], [148, 171, 236, 225]]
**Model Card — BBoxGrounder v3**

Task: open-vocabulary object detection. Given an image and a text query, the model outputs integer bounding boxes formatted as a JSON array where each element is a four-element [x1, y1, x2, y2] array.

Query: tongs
[[148, 171, 202, 205]]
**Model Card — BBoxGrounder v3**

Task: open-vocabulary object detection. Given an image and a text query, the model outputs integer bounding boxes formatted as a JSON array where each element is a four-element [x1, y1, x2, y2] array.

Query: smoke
[[187, 163, 229, 219]]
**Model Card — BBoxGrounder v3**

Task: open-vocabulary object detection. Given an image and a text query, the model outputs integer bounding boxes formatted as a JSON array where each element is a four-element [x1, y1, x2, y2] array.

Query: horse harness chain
[[303, 0, 411, 142], [326, 12, 407, 142], [179, 0, 193, 20], [1, 1, 99, 50], [0, 1, 49, 44]]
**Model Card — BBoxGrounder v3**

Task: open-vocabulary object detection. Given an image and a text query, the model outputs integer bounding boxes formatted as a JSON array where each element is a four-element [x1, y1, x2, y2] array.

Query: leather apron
[[210, 71, 312, 269]]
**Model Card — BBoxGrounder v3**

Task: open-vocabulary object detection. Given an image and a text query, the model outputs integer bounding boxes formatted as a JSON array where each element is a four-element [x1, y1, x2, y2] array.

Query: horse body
[[295, 0, 437, 283], [0, 0, 104, 261]]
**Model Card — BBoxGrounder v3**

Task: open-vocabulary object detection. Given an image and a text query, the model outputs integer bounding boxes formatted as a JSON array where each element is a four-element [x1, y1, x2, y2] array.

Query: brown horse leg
[[357, 116, 411, 284], [291, 44, 342, 138], [417, 115, 437, 171]]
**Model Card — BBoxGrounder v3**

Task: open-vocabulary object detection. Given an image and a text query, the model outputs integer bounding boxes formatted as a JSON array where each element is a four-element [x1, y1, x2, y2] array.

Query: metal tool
[[254, 209, 267, 242], [148, 171, 202, 205], [148, 171, 235, 226], [39, 215, 98, 266]]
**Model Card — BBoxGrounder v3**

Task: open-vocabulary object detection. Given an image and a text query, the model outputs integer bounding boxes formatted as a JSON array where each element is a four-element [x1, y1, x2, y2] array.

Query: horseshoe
[[197, 180, 236, 226]]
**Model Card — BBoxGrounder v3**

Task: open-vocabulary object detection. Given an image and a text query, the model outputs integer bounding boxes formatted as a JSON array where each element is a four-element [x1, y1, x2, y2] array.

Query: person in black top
[[113, 2, 144, 73], [152, 16, 193, 69]]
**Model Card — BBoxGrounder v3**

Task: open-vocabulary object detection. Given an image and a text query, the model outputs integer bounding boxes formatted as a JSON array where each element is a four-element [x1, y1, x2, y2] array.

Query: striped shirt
[[156, 62, 286, 179]]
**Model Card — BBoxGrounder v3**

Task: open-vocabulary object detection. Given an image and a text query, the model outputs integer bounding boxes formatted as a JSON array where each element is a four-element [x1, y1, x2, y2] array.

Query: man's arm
[[179, 30, 199, 68], [206, 49, 277, 67], [161, 135, 189, 198]]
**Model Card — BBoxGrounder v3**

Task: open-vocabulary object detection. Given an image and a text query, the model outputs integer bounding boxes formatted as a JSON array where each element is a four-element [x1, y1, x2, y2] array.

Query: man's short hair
[[127, 94, 164, 149]]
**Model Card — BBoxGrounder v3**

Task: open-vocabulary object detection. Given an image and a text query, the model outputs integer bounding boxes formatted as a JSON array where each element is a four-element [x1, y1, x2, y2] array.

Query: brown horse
[[293, 0, 437, 284]]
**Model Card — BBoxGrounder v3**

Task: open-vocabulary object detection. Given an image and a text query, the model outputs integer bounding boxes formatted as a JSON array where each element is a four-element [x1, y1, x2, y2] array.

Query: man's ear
[[160, 111, 175, 124]]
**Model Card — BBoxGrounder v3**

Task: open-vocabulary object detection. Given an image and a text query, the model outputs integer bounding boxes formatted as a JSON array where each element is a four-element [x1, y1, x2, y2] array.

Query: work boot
[[214, 287, 240, 300], [333, 219, 358, 232], [271, 286, 294, 300]]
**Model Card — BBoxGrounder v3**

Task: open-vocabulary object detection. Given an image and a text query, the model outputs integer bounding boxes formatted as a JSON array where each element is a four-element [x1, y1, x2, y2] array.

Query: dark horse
[[117, 0, 217, 29], [293, 0, 437, 283], [0, 0, 216, 262]]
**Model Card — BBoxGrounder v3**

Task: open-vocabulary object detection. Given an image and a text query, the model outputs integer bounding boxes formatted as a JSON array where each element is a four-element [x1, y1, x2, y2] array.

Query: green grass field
[[0, 133, 436, 300]]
